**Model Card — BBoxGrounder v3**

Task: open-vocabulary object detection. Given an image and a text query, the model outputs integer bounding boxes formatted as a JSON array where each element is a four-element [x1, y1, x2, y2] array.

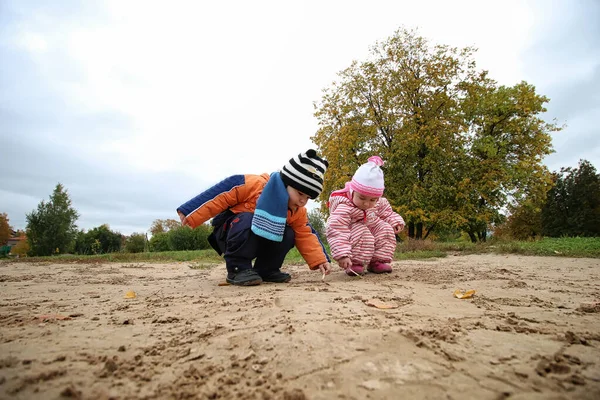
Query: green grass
[[1, 249, 224, 264], [3, 237, 599, 265], [394, 250, 447, 260], [490, 237, 600, 258], [394, 237, 600, 258]]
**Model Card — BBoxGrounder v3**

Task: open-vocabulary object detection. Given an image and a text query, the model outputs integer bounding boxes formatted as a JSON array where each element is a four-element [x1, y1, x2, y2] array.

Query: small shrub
[[149, 232, 171, 252], [125, 233, 146, 253], [11, 241, 30, 257], [398, 238, 436, 252], [169, 226, 197, 251], [193, 225, 212, 250], [74, 225, 123, 254]]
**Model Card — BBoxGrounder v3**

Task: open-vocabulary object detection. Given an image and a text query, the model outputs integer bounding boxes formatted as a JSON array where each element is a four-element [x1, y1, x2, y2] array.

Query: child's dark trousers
[[209, 211, 295, 275]]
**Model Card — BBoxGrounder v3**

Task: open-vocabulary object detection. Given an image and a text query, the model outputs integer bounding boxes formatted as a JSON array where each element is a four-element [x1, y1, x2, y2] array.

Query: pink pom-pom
[[367, 155, 384, 167]]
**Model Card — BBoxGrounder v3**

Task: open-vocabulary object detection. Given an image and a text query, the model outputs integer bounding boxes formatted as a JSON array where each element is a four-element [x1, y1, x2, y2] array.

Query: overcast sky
[[1, 0, 598, 235]]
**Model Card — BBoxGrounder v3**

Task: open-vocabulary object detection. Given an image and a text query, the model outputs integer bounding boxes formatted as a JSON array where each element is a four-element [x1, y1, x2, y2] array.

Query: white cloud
[[22, 0, 542, 177]]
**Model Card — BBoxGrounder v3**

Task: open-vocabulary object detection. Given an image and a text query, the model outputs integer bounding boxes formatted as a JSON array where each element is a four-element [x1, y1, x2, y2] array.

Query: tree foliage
[[308, 208, 328, 245], [149, 219, 180, 235], [542, 160, 600, 237], [0, 213, 12, 246], [312, 28, 559, 241], [496, 176, 552, 240], [26, 183, 80, 256]]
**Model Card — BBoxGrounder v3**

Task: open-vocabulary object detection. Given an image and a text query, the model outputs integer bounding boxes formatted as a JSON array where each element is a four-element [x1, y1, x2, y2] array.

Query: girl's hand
[[337, 257, 352, 270], [394, 224, 404, 234]]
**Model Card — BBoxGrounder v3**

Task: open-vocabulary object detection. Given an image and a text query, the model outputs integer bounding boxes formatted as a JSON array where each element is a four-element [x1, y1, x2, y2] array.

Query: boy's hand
[[178, 211, 187, 226], [394, 224, 404, 234], [337, 257, 352, 270], [317, 262, 331, 275]]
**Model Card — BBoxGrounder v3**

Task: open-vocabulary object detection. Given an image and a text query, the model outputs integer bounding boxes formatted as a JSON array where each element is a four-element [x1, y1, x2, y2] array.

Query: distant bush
[[148, 224, 212, 252], [168, 226, 197, 251], [193, 225, 211, 250], [398, 238, 436, 252], [75, 224, 123, 254], [149, 232, 171, 252], [125, 233, 146, 253], [11, 240, 30, 257]]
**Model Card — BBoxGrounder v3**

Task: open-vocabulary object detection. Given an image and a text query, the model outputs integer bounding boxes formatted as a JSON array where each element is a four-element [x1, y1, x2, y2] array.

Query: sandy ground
[[0, 254, 599, 400]]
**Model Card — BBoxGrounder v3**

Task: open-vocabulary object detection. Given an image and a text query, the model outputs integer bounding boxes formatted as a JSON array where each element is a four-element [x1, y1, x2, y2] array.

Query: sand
[[1, 254, 599, 399]]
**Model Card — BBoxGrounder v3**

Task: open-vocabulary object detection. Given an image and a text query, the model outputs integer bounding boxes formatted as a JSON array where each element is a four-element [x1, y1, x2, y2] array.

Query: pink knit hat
[[350, 156, 385, 197]]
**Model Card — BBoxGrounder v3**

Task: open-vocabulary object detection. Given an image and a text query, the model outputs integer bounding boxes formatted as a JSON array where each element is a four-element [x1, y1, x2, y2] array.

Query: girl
[[326, 156, 405, 275]]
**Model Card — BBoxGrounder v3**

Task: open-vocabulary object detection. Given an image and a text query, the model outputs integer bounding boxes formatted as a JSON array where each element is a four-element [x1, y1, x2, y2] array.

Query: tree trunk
[[408, 222, 415, 239], [416, 222, 423, 239], [468, 231, 477, 243], [423, 223, 436, 240], [478, 230, 487, 242]]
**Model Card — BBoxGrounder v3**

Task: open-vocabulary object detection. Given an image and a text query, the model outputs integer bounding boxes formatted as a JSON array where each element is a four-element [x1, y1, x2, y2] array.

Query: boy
[[177, 150, 331, 286]]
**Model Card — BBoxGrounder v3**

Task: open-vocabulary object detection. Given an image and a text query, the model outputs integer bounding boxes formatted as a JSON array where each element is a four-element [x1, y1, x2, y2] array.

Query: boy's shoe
[[367, 261, 392, 274], [258, 270, 292, 283], [226, 269, 263, 286], [345, 264, 365, 276]]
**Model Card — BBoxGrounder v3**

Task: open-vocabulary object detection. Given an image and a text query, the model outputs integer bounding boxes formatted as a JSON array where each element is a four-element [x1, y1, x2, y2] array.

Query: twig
[[347, 268, 363, 279], [321, 272, 331, 286]]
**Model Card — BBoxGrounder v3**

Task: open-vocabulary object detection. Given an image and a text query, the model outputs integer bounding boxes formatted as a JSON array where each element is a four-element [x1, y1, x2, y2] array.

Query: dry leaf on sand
[[453, 289, 476, 299], [366, 299, 399, 309], [124, 290, 137, 299]]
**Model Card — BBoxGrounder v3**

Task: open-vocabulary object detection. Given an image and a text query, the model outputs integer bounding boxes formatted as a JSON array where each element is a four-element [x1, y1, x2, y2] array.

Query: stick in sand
[[347, 268, 363, 279], [321, 272, 331, 286]]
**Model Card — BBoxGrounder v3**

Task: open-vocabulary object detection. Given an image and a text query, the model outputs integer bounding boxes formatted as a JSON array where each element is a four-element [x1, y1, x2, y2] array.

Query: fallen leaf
[[366, 299, 399, 309], [218, 281, 230, 286], [453, 289, 476, 299], [577, 302, 600, 313], [124, 290, 137, 299]]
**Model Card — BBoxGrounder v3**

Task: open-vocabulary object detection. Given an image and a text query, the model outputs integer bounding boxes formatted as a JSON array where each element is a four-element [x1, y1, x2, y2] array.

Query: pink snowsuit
[[326, 183, 405, 265]]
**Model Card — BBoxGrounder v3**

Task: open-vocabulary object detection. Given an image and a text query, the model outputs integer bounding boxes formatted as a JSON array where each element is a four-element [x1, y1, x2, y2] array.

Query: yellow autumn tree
[[0, 213, 11, 245], [149, 219, 181, 235], [312, 28, 559, 241], [11, 239, 30, 257]]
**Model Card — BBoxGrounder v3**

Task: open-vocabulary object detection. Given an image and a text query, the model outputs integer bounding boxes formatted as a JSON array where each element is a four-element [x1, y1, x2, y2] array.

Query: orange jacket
[[177, 173, 329, 269]]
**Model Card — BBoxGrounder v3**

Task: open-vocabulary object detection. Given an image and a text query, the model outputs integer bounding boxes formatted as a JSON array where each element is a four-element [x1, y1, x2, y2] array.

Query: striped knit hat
[[350, 155, 385, 197], [281, 149, 328, 199]]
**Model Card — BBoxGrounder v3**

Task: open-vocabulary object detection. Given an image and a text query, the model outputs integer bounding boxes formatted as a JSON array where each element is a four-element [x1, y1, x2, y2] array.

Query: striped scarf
[[251, 172, 288, 242]]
